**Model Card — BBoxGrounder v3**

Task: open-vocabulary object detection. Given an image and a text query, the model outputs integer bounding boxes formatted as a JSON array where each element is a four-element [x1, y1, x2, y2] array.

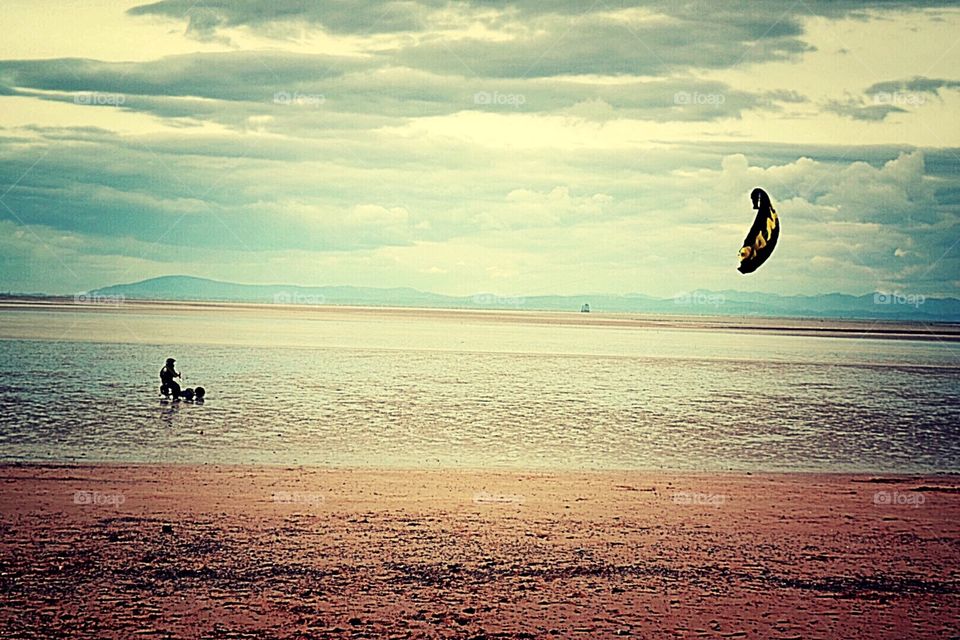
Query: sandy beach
[[0, 464, 957, 639]]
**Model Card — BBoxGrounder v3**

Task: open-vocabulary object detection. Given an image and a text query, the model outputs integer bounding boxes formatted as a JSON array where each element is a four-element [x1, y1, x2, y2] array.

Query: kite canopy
[[737, 187, 779, 274]]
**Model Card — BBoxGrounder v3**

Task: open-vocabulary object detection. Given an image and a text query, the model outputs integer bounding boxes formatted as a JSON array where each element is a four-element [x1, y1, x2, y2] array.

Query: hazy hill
[[77, 276, 960, 322]]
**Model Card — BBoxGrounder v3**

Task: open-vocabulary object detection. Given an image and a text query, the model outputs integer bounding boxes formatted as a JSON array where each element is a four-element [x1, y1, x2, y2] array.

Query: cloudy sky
[[1, 0, 958, 298]]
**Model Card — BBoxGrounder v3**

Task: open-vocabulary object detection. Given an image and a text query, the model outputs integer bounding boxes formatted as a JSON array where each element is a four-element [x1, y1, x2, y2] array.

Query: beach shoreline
[[1, 464, 957, 639]]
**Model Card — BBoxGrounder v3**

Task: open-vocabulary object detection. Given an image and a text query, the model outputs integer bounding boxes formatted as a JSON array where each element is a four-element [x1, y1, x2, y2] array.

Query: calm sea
[[0, 303, 958, 472]]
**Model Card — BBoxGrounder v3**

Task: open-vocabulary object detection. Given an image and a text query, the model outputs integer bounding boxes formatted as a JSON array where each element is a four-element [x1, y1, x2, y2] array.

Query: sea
[[0, 301, 958, 472]]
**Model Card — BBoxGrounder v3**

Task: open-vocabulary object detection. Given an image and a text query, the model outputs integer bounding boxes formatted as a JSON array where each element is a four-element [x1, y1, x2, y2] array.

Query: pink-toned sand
[[0, 465, 957, 639]]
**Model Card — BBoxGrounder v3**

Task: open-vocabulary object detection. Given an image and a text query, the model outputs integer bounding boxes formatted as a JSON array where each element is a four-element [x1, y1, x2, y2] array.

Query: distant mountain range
[[40, 275, 957, 322]]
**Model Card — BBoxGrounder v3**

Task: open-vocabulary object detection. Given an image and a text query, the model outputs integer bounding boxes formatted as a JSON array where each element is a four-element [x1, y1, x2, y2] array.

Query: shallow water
[[0, 304, 958, 471]]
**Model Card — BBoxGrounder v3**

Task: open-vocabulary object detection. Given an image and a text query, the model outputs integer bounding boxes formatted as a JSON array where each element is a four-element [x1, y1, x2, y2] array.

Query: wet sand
[[1, 465, 958, 639]]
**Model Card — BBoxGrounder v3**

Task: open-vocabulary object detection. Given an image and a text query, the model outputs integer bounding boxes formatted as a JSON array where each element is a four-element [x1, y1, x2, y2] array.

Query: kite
[[738, 187, 779, 274]]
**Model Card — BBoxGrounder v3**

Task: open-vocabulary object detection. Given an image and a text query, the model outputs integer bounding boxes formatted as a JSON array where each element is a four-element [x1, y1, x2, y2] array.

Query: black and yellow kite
[[737, 188, 779, 274]]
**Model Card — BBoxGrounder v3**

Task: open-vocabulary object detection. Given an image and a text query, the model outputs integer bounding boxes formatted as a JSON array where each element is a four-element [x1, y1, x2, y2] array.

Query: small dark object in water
[[160, 385, 206, 402]]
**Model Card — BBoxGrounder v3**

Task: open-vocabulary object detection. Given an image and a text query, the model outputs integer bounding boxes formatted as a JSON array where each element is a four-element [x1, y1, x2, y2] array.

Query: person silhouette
[[160, 357, 182, 399]]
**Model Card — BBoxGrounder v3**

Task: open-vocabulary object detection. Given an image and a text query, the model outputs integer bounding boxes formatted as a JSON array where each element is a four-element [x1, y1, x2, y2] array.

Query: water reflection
[[0, 309, 958, 472]]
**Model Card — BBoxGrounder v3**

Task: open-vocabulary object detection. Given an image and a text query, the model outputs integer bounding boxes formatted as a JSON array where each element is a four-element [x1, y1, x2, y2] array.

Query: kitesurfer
[[160, 357, 181, 399]]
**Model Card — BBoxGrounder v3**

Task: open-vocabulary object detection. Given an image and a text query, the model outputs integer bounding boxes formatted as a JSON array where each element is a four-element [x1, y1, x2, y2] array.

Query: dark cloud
[[866, 76, 960, 95], [825, 99, 908, 121], [1, 54, 796, 125], [0, 53, 378, 103], [824, 74, 960, 121], [123, 0, 957, 78], [124, 1, 813, 77], [128, 0, 433, 35], [127, 0, 958, 34], [393, 12, 811, 78]]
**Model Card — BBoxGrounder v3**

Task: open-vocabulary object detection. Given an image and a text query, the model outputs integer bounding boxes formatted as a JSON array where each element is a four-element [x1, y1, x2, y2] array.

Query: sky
[[0, 0, 958, 298]]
